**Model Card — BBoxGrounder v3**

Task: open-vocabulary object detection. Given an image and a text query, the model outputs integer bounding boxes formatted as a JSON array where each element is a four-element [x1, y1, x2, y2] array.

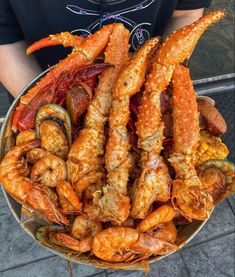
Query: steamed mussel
[[35, 104, 71, 159]]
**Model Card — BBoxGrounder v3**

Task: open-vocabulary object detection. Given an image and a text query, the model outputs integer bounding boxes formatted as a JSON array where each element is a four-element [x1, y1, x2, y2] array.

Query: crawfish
[[12, 25, 115, 132]]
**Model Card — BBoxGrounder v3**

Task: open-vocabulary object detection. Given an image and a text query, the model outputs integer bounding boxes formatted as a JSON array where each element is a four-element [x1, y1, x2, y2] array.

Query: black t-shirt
[[0, 0, 212, 69]]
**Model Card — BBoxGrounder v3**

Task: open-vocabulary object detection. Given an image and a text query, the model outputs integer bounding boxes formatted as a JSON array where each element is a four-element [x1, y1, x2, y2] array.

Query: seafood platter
[[0, 9, 234, 271]]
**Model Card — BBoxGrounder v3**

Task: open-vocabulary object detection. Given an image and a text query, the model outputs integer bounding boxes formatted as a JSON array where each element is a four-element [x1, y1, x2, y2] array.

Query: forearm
[[164, 9, 204, 37], [0, 40, 42, 97]]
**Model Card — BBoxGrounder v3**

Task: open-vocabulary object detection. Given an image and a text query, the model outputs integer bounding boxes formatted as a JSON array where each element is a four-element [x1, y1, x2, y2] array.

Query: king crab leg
[[84, 38, 159, 224], [169, 64, 213, 221], [131, 10, 225, 219], [68, 24, 131, 194]]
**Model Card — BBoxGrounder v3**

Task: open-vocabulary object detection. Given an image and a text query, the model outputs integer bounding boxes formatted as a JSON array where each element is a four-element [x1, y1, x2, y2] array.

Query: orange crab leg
[[26, 32, 85, 54], [137, 9, 225, 144], [170, 64, 213, 221], [157, 9, 225, 66], [23, 24, 113, 106], [131, 10, 225, 219], [172, 64, 199, 155], [12, 104, 25, 133], [12, 24, 114, 132]]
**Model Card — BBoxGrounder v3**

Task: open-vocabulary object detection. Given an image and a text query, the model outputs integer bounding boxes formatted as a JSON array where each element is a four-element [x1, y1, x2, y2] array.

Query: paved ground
[[0, 0, 234, 276], [189, 0, 234, 80]]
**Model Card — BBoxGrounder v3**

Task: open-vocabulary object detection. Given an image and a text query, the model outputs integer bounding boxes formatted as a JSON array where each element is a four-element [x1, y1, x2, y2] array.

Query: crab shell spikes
[[112, 37, 160, 100], [157, 9, 225, 66]]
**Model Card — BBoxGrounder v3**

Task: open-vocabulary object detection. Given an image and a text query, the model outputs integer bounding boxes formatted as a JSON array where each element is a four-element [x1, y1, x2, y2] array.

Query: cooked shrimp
[[146, 221, 178, 243], [92, 226, 178, 262], [50, 232, 93, 252], [71, 215, 102, 239], [16, 129, 36, 145], [27, 186, 69, 225], [92, 227, 139, 262], [56, 180, 82, 213], [26, 148, 51, 164], [17, 158, 30, 177], [0, 140, 40, 201], [30, 155, 67, 187], [0, 140, 68, 224], [49, 215, 102, 252], [137, 205, 176, 233], [40, 186, 58, 203], [130, 233, 178, 256]]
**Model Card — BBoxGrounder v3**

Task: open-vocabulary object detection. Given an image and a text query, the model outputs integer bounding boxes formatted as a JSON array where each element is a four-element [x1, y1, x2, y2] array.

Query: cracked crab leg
[[68, 24, 130, 193], [169, 64, 213, 221], [131, 64, 172, 219], [26, 32, 85, 54], [131, 10, 225, 219], [85, 38, 160, 224]]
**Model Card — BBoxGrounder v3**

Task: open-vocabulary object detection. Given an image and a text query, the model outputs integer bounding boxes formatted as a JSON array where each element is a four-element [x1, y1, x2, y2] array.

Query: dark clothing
[[0, 0, 212, 69]]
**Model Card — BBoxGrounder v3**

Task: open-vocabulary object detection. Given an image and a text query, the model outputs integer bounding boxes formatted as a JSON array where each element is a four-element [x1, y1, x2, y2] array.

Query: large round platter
[[0, 69, 207, 271]]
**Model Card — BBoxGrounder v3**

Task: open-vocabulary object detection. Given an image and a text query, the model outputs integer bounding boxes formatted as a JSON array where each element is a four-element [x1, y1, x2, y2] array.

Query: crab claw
[[12, 24, 115, 132], [24, 24, 114, 106], [26, 32, 85, 54]]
